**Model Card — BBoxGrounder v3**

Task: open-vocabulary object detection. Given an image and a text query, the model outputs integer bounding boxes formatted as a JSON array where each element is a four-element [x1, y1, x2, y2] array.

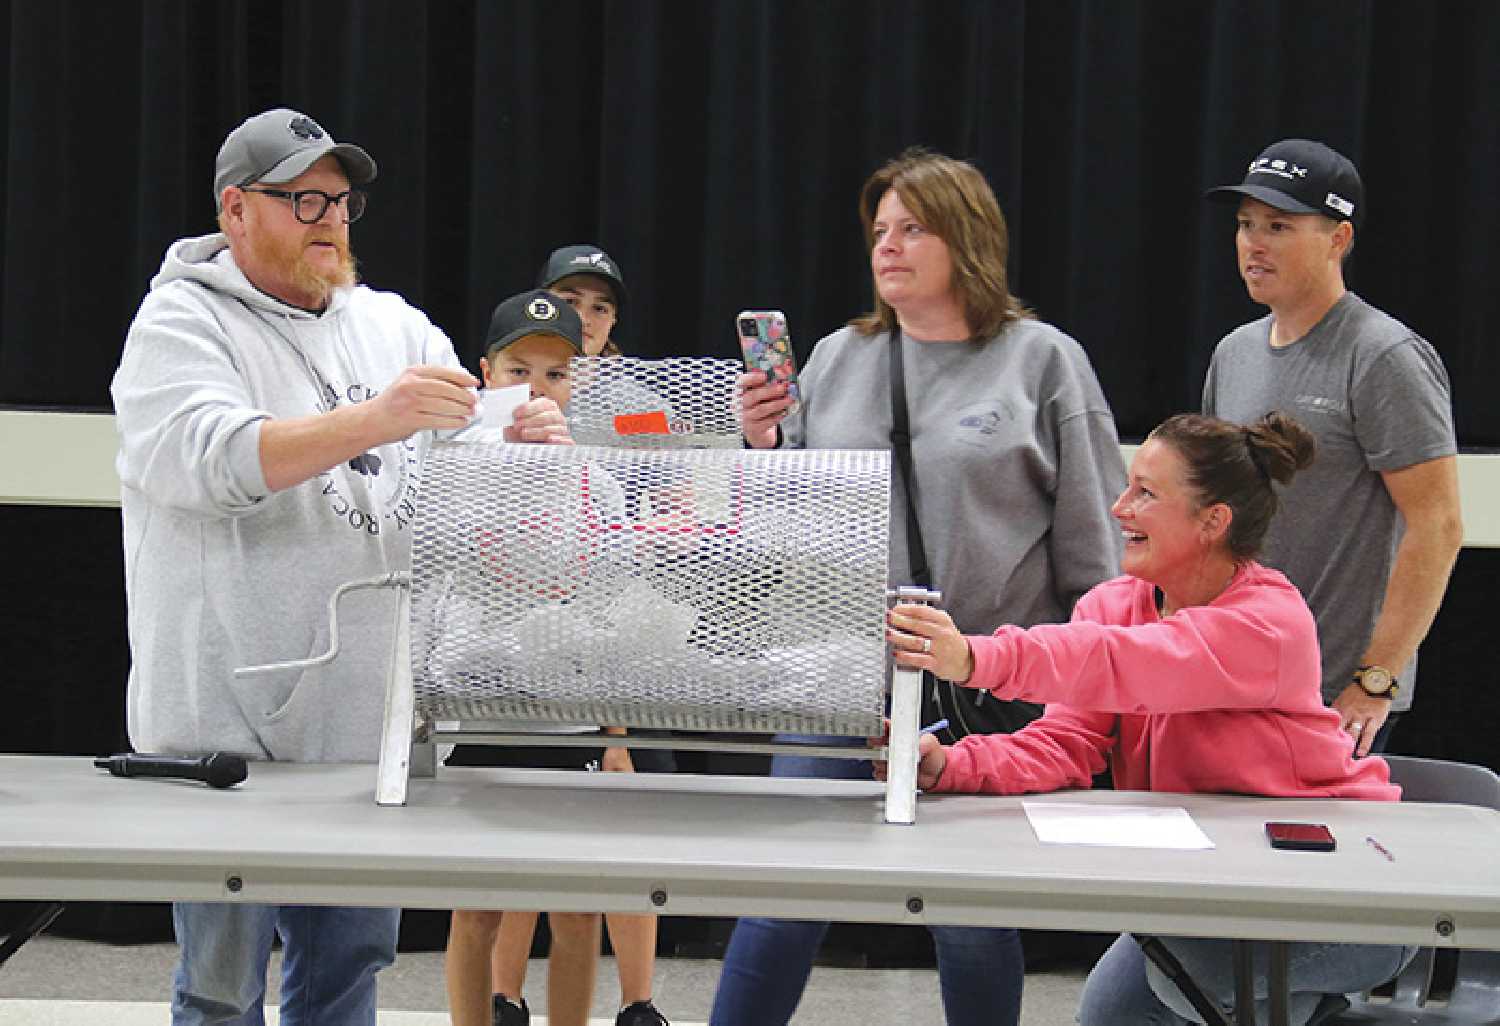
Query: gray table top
[[4, 755, 1498, 949]]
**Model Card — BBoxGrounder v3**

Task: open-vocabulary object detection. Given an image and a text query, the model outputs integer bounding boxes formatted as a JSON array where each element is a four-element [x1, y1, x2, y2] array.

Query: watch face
[[1359, 666, 1394, 695]]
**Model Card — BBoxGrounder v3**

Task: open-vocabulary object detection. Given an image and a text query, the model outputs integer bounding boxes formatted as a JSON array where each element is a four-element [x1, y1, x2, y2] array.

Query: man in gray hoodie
[[110, 108, 566, 1026]]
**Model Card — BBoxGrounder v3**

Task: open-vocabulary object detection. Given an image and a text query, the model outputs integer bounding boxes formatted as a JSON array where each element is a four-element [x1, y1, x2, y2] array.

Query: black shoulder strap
[[889, 328, 930, 588]]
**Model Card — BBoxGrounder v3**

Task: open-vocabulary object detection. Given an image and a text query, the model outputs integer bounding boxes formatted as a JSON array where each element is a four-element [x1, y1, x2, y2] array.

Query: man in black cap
[[1202, 138, 1462, 756], [111, 108, 567, 1026]]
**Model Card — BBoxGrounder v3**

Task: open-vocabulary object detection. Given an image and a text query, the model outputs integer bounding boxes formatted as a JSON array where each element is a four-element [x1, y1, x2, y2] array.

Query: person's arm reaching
[[872, 706, 1116, 795], [889, 578, 1309, 715], [260, 364, 477, 492]]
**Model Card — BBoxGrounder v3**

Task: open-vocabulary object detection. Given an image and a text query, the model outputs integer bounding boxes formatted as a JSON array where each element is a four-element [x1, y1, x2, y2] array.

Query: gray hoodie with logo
[[111, 233, 462, 763]]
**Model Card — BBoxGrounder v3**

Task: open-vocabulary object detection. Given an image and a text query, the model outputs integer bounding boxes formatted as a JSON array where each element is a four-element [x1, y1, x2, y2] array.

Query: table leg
[[1234, 939, 1258, 1026], [1268, 941, 1290, 1026]]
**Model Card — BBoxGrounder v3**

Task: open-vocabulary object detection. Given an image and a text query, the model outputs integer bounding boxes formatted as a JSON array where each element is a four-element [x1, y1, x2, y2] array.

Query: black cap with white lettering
[[536, 245, 628, 317], [1206, 139, 1363, 226]]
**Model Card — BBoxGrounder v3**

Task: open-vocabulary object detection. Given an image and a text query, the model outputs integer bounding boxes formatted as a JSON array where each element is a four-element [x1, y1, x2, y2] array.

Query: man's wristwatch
[[1353, 664, 1400, 700]]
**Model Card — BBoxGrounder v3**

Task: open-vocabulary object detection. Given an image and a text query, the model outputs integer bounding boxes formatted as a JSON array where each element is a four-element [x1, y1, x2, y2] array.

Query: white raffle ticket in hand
[[475, 384, 531, 431]]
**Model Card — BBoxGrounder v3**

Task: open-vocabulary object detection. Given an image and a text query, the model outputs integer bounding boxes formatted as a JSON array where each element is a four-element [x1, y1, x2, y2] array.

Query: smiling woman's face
[[1110, 438, 1215, 590]]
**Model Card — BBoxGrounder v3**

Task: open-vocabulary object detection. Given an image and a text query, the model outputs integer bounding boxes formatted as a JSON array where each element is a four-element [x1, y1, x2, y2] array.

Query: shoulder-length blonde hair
[[849, 148, 1031, 340]]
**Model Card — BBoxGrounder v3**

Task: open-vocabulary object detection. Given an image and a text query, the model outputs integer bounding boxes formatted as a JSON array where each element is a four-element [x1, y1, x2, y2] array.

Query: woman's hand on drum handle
[[887, 603, 975, 683]]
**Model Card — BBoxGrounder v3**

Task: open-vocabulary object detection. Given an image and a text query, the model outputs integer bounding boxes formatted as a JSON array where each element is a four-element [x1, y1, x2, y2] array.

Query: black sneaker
[[616, 1000, 669, 1026], [493, 994, 530, 1026]]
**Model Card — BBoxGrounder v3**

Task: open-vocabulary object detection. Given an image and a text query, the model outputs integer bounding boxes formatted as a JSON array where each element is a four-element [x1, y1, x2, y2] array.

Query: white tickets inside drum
[[477, 383, 531, 431]]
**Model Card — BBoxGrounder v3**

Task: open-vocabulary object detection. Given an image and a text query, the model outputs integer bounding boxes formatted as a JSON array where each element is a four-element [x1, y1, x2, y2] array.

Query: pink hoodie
[[935, 562, 1398, 801]]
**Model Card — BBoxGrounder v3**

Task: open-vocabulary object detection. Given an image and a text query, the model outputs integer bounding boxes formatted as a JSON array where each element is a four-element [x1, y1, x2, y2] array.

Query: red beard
[[244, 219, 357, 309]]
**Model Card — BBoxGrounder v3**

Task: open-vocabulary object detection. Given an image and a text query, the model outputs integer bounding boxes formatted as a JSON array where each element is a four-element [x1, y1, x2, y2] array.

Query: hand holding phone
[[736, 310, 802, 414], [1265, 821, 1336, 852]]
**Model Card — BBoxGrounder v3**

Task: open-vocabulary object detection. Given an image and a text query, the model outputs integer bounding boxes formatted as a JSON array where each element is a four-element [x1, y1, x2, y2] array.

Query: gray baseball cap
[[213, 108, 376, 211]]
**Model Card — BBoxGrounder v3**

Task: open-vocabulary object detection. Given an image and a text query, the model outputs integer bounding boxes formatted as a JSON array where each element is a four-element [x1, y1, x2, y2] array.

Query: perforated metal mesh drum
[[566, 356, 744, 449], [409, 440, 890, 736]]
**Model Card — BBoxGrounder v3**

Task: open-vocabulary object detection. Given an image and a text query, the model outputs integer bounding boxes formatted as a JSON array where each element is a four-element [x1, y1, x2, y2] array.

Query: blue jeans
[[710, 736, 1024, 1026], [1077, 933, 1416, 1025], [171, 902, 400, 1025]]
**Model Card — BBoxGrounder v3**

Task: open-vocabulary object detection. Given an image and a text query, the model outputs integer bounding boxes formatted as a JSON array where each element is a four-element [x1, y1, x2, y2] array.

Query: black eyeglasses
[[241, 187, 368, 224]]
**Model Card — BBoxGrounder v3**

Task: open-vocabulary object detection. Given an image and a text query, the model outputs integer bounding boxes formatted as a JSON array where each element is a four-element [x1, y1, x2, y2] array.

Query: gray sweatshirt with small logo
[[782, 321, 1125, 640], [111, 234, 461, 762]]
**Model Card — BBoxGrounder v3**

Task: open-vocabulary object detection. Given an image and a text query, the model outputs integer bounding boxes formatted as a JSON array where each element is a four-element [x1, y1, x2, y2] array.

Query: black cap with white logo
[[1206, 139, 1363, 226], [536, 244, 628, 316], [484, 289, 585, 357]]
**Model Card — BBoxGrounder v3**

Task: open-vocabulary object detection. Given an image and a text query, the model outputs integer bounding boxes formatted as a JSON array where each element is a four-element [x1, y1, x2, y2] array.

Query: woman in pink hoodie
[[883, 411, 1413, 1025]]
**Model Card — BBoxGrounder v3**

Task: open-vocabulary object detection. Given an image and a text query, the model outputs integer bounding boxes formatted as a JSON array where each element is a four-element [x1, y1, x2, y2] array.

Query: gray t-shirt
[[784, 321, 1126, 640], [1202, 291, 1456, 710]]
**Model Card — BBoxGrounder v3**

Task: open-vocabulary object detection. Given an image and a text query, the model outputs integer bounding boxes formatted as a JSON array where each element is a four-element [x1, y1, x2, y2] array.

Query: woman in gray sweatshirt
[[711, 148, 1127, 1026]]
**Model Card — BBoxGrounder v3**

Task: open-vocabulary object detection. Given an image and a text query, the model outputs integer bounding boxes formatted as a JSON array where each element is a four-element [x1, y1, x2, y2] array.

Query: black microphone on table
[[93, 752, 249, 789]]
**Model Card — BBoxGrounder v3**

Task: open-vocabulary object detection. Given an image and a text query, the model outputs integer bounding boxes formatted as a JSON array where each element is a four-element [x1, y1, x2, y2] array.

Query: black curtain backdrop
[[3, 0, 1499, 954], [1, 0, 1497, 445]]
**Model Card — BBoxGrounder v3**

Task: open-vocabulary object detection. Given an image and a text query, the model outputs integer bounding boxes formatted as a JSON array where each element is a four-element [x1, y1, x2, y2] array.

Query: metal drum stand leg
[[884, 586, 942, 825]]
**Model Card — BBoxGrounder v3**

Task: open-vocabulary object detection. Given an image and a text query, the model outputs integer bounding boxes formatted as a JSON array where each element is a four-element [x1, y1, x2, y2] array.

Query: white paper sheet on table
[[1022, 800, 1215, 850]]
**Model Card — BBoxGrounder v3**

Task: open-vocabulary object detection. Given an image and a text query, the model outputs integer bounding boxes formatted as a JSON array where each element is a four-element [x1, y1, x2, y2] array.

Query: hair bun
[[1245, 411, 1316, 485]]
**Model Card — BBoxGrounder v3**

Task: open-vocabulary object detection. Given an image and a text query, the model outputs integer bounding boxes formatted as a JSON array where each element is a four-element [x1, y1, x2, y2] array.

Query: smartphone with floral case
[[735, 309, 802, 413]]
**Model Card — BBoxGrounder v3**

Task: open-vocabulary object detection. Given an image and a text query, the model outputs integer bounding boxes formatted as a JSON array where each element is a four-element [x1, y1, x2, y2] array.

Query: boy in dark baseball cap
[[453, 288, 674, 1026], [537, 244, 628, 357], [457, 302, 676, 1026], [480, 288, 584, 411]]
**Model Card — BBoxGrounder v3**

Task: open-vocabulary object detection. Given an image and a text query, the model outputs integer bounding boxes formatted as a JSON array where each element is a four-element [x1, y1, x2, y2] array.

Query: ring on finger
[[920, 637, 932, 654], [1348, 721, 1364, 734]]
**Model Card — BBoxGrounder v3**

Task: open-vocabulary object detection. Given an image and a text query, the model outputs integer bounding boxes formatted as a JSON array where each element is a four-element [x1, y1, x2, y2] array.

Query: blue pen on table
[[921, 719, 949, 735], [1365, 835, 1395, 862]]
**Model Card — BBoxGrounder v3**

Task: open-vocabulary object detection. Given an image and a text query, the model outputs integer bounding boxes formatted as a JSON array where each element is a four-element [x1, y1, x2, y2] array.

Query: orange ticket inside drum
[[614, 411, 672, 435]]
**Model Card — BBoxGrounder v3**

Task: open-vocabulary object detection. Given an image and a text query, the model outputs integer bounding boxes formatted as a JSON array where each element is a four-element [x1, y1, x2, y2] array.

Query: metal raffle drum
[[407, 438, 891, 737], [228, 356, 925, 819]]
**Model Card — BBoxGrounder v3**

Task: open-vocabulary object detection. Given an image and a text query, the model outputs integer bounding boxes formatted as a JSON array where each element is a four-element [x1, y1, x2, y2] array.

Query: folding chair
[[1325, 755, 1500, 1025]]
